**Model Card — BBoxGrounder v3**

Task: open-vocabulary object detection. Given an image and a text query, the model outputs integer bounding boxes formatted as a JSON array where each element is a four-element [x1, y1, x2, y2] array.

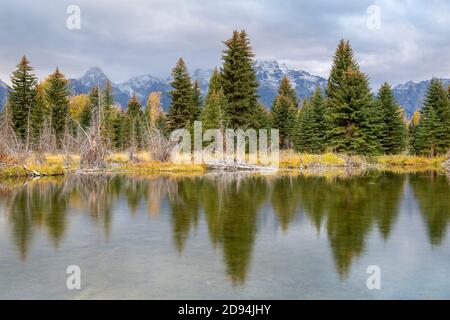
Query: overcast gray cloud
[[0, 0, 449, 88]]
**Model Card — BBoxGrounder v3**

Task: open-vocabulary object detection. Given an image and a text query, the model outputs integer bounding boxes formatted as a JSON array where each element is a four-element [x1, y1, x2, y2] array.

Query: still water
[[0, 172, 450, 299]]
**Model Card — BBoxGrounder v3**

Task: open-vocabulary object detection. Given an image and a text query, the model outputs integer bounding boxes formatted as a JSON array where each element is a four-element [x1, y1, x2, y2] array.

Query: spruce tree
[[80, 86, 99, 129], [45, 68, 70, 145], [112, 111, 128, 150], [191, 80, 203, 121], [221, 30, 259, 129], [101, 80, 114, 140], [8, 56, 37, 143], [413, 79, 450, 156], [167, 58, 194, 131], [202, 70, 227, 131], [30, 84, 48, 146], [326, 40, 382, 155], [202, 91, 227, 131], [271, 76, 298, 148], [293, 87, 326, 153], [376, 82, 406, 154], [126, 94, 144, 149]]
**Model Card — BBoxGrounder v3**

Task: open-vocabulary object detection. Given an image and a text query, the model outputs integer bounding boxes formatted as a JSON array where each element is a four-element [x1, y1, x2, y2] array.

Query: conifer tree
[[271, 76, 298, 148], [80, 86, 99, 129], [8, 56, 37, 143], [30, 84, 48, 146], [101, 80, 114, 140], [191, 80, 203, 121], [45, 68, 70, 145], [112, 111, 128, 150], [376, 82, 406, 154], [293, 87, 326, 153], [221, 30, 259, 129], [413, 79, 450, 156], [202, 69, 227, 131], [167, 58, 194, 131], [126, 94, 144, 149], [326, 40, 382, 154]]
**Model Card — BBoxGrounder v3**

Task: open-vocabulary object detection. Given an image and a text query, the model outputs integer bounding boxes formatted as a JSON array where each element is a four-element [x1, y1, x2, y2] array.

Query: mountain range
[[1, 60, 449, 117]]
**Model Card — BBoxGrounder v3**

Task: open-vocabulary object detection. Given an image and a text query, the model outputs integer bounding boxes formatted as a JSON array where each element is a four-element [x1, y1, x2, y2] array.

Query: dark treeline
[[2, 31, 450, 156]]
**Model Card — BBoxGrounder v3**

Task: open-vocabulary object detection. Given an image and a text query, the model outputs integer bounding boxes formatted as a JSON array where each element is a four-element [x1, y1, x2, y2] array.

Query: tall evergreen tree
[[376, 82, 406, 154], [101, 80, 115, 140], [112, 110, 128, 150], [294, 87, 326, 153], [8, 56, 37, 143], [413, 79, 450, 156], [167, 58, 194, 131], [271, 76, 298, 148], [326, 40, 382, 154], [221, 30, 259, 129], [191, 80, 203, 120], [30, 84, 48, 146], [80, 86, 99, 129], [45, 68, 70, 145], [126, 94, 144, 149], [202, 69, 227, 131]]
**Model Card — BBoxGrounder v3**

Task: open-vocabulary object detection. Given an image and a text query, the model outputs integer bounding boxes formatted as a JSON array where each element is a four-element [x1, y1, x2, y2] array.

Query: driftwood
[[23, 165, 47, 177], [205, 159, 278, 172]]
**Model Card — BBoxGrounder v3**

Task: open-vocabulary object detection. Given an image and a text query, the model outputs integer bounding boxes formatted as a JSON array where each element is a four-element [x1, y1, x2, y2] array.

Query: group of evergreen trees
[[2, 32, 450, 157]]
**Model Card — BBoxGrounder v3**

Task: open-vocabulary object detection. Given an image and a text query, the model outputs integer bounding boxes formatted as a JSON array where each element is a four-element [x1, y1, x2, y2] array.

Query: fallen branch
[[23, 165, 46, 177]]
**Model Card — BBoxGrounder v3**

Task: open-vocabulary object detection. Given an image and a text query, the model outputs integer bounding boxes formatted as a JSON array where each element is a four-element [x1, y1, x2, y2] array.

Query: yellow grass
[[0, 150, 447, 178], [376, 154, 445, 167], [279, 151, 357, 168]]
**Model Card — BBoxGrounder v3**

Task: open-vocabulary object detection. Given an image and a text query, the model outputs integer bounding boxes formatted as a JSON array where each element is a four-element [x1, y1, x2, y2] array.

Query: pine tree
[[80, 86, 99, 129], [271, 76, 298, 148], [207, 68, 222, 96], [326, 40, 382, 155], [45, 68, 70, 145], [167, 58, 194, 131], [101, 80, 114, 141], [293, 87, 326, 153], [8, 56, 37, 144], [126, 94, 144, 149], [202, 69, 227, 131], [221, 30, 259, 129], [112, 111, 128, 150], [30, 84, 48, 146], [413, 79, 450, 156], [191, 80, 203, 121], [376, 82, 406, 154]]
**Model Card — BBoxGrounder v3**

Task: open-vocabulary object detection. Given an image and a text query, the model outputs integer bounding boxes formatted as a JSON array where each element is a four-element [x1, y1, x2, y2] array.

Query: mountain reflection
[[0, 172, 449, 282]]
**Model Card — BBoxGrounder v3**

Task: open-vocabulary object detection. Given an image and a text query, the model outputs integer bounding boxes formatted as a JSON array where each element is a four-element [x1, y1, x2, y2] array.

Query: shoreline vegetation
[[0, 151, 446, 179], [2, 31, 450, 180]]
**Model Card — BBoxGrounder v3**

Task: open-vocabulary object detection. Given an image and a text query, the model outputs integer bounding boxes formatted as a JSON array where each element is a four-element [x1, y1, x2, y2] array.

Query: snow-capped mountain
[[67, 60, 327, 111], [393, 79, 450, 117], [2, 61, 447, 116], [254, 60, 327, 106], [0, 80, 9, 111]]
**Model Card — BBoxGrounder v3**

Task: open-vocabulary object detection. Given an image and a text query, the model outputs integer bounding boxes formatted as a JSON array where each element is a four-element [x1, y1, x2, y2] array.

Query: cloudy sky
[[0, 0, 449, 87]]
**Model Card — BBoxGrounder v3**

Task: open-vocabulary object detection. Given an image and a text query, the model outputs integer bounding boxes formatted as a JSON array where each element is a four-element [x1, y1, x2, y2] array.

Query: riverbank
[[0, 151, 447, 179]]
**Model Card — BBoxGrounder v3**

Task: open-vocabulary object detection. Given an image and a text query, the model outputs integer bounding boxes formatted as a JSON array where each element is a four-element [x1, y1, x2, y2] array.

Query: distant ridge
[[1, 62, 449, 116]]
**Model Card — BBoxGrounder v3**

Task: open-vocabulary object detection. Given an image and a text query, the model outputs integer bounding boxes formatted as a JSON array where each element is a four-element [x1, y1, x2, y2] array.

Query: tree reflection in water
[[0, 171, 448, 282]]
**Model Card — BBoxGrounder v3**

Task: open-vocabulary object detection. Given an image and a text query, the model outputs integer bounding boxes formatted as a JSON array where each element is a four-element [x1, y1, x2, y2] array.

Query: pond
[[0, 171, 449, 299]]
